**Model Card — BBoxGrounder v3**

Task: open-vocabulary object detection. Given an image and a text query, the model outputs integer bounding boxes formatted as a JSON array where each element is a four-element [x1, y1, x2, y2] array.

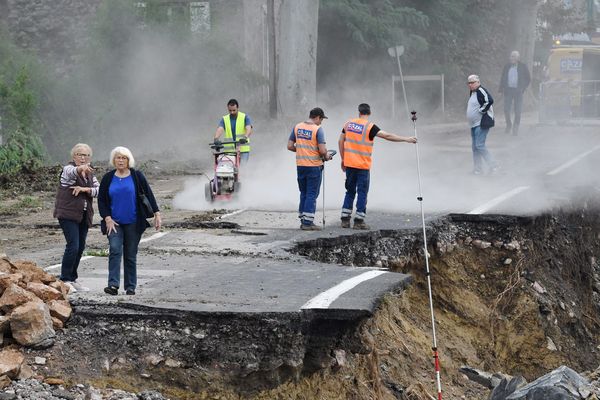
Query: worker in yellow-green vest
[[214, 99, 253, 164]]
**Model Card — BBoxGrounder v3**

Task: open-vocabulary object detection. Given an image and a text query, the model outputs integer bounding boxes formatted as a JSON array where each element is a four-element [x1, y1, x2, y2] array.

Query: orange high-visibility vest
[[343, 118, 374, 170], [294, 122, 323, 167]]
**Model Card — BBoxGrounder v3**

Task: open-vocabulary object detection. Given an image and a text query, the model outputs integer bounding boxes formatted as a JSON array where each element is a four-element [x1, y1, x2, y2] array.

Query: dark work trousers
[[58, 213, 89, 282], [503, 87, 524, 134], [296, 165, 323, 225]]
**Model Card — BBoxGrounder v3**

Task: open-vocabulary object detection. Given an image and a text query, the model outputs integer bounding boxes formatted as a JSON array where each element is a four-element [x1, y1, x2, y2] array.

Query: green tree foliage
[[0, 30, 45, 174]]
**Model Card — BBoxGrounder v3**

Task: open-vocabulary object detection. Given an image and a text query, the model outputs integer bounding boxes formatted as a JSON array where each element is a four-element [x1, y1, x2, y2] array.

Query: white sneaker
[[71, 281, 90, 292]]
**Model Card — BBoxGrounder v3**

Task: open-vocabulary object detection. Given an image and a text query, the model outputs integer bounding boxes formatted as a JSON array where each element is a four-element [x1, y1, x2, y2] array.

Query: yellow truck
[[540, 45, 600, 120]]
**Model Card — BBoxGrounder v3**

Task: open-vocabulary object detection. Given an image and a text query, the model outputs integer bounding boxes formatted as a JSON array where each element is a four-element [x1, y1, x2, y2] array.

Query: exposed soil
[[2, 166, 600, 399]]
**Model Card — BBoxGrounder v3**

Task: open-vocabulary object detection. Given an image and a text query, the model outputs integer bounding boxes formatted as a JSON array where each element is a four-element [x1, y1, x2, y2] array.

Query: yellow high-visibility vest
[[222, 112, 250, 153]]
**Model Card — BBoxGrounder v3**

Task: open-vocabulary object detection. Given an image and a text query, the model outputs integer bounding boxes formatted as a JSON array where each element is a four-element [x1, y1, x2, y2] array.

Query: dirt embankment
[[294, 208, 600, 399]]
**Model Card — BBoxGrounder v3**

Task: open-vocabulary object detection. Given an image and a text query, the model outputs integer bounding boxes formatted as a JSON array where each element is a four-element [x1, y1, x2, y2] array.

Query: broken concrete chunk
[[489, 375, 528, 400], [506, 365, 588, 400], [34, 356, 46, 365], [144, 354, 164, 366], [9, 301, 55, 347], [0, 348, 24, 379]]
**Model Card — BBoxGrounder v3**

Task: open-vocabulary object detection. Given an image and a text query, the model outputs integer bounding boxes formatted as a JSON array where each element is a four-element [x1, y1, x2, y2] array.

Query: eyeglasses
[[467, 81, 478, 84], [75, 153, 90, 158]]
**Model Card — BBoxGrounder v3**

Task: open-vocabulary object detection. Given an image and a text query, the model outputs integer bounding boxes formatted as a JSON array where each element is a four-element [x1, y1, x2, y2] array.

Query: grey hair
[[70, 143, 92, 158], [467, 74, 480, 83], [109, 146, 136, 168], [511, 50, 520, 59]]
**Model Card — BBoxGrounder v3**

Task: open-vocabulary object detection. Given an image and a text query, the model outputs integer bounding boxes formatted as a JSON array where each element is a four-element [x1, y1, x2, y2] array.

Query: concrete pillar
[[276, 0, 319, 117]]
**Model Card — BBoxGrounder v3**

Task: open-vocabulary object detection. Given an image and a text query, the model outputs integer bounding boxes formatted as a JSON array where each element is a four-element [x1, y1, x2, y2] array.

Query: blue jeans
[[297, 166, 322, 225], [342, 167, 370, 220], [58, 215, 88, 282], [107, 223, 141, 291], [471, 126, 496, 173]]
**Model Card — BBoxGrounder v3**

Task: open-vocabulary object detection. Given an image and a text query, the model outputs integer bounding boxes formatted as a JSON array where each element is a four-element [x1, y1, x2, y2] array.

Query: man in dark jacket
[[499, 51, 531, 135], [467, 74, 497, 175]]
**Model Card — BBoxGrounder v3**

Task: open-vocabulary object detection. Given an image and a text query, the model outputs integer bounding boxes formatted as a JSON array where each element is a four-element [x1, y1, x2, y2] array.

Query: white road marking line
[[44, 231, 169, 271], [218, 208, 248, 219], [546, 144, 600, 176], [45, 256, 94, 271], [140, 231, 168, 243], [301, 270, 388, 310], [467, 186, 530, 215]]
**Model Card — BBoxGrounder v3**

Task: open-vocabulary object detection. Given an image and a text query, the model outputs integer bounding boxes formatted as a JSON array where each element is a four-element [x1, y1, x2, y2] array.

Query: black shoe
[[104, 286, 118, 295], [126, 289, 136, 295], [341, 217, 351, 228]]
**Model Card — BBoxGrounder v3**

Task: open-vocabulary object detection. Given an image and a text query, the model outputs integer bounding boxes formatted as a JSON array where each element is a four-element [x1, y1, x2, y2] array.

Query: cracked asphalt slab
[[52, 210, 422, 317]]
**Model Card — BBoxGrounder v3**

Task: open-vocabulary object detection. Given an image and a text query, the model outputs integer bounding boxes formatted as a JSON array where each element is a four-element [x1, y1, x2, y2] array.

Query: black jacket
[[98, 168, 159, 235], [499, 61, 531, 93], [472, 86, 495, 129]]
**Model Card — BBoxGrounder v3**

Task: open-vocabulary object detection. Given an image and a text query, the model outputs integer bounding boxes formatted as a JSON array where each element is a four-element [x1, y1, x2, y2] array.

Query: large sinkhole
[[31, 207, 600, 399]]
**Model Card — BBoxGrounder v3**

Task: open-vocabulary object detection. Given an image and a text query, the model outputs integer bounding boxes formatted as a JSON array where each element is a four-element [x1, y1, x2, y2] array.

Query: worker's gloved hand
[[239, 136, 248, 144], [213, 139, 222, 147]]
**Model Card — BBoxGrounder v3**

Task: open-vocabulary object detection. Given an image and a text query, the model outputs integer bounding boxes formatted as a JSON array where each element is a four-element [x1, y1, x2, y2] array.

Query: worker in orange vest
[[339, 103, 416, 230], [287, 107, 333, 231]]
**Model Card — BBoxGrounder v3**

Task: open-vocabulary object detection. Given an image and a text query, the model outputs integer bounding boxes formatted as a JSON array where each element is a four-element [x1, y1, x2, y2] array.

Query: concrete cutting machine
[[205, 138, 246, 202]]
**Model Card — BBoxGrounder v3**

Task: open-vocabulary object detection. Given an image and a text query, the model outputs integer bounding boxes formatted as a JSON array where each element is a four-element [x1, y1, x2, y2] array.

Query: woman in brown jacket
[[53, 143, 99, 292]]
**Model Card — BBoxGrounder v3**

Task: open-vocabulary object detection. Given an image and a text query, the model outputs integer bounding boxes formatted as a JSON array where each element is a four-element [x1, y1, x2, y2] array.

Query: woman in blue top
[[98, 146, 161, 295]]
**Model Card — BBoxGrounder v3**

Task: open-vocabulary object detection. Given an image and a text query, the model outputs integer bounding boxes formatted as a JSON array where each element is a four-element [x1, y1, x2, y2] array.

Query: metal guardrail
[[539, 79, 600, 122]]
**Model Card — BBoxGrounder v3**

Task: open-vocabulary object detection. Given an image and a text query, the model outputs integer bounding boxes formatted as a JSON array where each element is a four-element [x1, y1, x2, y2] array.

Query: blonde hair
[[70, 143, 92, 158], [109, 146, 136, 168]]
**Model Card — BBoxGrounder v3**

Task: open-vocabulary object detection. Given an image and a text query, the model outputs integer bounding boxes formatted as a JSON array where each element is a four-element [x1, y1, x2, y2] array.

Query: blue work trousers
[[107, 223, 141, 291], [297, 166, 322, 225], [341, 167, 370, 220], [58, 215, 88, 282]]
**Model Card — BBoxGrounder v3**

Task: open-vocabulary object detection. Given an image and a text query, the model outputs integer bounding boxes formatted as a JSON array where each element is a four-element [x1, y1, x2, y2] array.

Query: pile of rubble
[[0, 255, 72, 387]]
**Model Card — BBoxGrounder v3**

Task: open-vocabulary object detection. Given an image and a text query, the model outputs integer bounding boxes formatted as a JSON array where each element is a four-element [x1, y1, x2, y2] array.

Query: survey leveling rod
[[411, 110, 443, 400]]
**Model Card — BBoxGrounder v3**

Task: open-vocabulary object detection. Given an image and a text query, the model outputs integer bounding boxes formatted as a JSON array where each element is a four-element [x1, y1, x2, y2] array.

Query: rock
[[333, 349, 346, 369], [16, 363, 33, 379], [532, 281, 547, 294], [460, 365, 507, 389], [44, 377, 65, 385], [492, 240, 503, 248], [49, 281, 71, 297], [25, 282, 63, 302], [164, 358, 182, 368], [10, 301, 56, 347], [505, 240, 521, 251], [144, 354, 164, 366], [0, 374, 11, 390], [0, 258, 16, 275], [0, 274, 23, 294], [0, 316, 9, 333], [34, 356, 46, 365], [138, 390, 167, 400], [505, 365, 588, 399], [52, 389, 77, 400], [48, 299, 72, 323], [52, 317, 64, 330], [11, 261, 56, 284], [0, 284, 41, 314], [504, 258, 513, 265], [0, 348, 24, 379], [547, 337, 558, 351], [472, 239, 491, 249], [489, 375, 527, 400]]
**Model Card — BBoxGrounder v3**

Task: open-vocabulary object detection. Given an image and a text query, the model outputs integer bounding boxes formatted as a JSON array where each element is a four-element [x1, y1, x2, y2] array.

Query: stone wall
[[0, 0, 103, 75]]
